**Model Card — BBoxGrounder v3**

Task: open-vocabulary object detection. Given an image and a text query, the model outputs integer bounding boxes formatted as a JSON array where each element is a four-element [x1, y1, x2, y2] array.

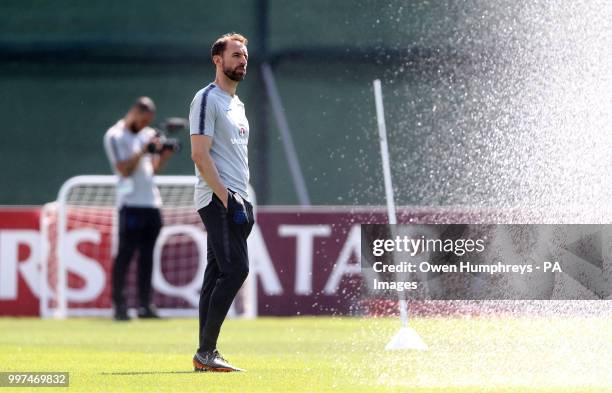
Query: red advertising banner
[[0, 205, 481, 317], [0, 207, 41, 315]]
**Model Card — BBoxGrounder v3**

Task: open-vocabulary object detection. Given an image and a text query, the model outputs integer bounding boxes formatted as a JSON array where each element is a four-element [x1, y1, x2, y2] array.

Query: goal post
[[40, 175, 257, 319]]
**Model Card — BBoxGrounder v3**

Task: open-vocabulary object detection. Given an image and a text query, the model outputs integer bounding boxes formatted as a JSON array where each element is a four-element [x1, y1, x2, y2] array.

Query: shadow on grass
[[101, 371, 195, 375]]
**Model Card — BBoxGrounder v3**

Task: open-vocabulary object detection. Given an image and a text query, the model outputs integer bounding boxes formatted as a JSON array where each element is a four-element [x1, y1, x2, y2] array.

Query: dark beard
[[223, 67, 246, 82], [127, 121, 140, 133]]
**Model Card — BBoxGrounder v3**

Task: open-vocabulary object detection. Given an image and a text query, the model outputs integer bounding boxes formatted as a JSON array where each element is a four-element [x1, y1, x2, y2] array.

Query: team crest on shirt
[[231, 124, 249, 145]]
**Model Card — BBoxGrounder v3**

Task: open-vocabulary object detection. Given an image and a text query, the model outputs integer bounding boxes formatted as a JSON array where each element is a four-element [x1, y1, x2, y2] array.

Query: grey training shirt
[[189, 83, 250, 210], [103, 120, 162, 208]]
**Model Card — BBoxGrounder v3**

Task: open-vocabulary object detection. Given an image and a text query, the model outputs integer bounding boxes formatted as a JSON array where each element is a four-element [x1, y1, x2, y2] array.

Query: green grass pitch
[[1, 315, 612, 392]]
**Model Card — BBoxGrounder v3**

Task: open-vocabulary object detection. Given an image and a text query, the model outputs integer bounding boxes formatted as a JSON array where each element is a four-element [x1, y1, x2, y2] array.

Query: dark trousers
[[197, 191, 254, 353], [112, 206, 162, 308]]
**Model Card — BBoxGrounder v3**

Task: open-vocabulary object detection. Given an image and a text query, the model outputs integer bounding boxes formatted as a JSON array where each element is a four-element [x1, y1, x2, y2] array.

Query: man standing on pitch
[[103, 97, 174, 321], [189, 33, 254, 372]]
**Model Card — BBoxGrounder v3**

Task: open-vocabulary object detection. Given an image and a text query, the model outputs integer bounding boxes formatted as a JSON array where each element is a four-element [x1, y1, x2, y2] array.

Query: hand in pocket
[[228, 190, 248, 224]]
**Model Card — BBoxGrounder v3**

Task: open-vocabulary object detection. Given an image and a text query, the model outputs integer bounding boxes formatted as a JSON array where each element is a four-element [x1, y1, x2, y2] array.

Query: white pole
[[374, 80, 428, 351], [373, 79, 397, 227], [373, 79, 408, 327], [261, 63, 311, 206]]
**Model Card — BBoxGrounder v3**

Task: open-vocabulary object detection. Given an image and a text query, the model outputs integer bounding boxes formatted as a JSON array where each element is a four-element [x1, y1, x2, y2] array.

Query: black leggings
[[197, 191, 254, 352], [112, 206, 162, 308]]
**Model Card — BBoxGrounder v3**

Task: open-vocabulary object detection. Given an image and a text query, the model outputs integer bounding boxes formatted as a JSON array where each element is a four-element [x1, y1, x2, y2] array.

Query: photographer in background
[[103, 97, 174, 321]]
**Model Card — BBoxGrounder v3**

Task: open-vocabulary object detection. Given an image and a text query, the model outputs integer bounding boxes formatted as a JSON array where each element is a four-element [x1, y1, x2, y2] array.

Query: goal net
[[40, 175, 257, 319]]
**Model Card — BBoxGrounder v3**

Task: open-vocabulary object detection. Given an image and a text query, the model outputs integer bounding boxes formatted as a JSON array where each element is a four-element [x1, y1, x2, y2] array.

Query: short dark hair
[[133, 96, 156, 113], [211, 33, 248, 62]]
